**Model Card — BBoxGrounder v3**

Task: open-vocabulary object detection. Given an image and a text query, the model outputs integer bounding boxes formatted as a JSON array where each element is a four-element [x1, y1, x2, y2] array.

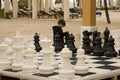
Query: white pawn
[[74, 47, 89, 74], [59, 45, 75, 80], [39, 38, 54, 74], [22, 44, 37, 73], [50, 46, 58, 69], [12, 32, 24, 70]]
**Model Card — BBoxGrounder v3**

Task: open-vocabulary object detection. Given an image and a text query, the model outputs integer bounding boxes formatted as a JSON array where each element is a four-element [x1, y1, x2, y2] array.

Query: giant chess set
[[0, 28, 120, 80]]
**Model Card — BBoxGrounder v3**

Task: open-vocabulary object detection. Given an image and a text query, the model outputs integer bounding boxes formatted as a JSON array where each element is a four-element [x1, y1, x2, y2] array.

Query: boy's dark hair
[[57, 19, 66, 26]]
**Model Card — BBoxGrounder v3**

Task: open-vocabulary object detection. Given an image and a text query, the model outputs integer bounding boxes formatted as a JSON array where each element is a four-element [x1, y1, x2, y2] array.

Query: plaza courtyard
[[0, 10, 120, 41]]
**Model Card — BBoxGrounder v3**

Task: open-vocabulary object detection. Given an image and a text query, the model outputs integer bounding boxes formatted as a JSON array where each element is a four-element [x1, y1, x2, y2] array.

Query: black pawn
[[83, 30, 92, 42], [92, 31, 100, 50], [82, 35, 92, 54], [34, 33, 42, 52], [54, 33, 64, 53], [67, 33, 77, 60], [83, 30, 92, 37], [93, 34, 104, 56], [104, 36, 118, 57], [103, 27, 110, 52]]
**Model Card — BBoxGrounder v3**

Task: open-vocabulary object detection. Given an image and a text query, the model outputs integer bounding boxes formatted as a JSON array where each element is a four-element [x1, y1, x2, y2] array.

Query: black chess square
[[93, 61, 116, 64], [96, 65, 120, 70], [75, 72, 96, 77], [1, 76, 19, 80], [33, 72, 59, 77], [4, 68, 22, 73], [91, 57, 112, 60]]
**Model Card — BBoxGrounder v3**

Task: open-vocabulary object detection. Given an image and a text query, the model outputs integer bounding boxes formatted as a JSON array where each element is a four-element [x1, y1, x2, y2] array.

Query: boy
[[52, 19, 68, 45]]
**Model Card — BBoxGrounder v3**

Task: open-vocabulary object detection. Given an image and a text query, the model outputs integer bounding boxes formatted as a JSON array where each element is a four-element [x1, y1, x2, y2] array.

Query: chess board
[[1, 53, 120, 80]]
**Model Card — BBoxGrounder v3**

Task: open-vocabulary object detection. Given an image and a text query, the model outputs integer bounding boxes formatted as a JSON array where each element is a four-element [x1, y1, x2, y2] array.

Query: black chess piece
[[104, 36, 118, 57], [67, 33, 77, 60], [65, 32, 70, 45], [34, 33, 42, 52], [54, 33, 64, 52], [118, 50, 120, 56], [93, 34, 104, 56], [103, 27, 110, 52], [92, 31, 100, 51], [82, 35, 92, 54], [83, 30, 92, 37]]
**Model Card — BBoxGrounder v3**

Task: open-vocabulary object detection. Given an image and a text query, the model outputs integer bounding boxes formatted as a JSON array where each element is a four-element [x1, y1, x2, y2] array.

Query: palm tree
[[104, 0, 111, 24]]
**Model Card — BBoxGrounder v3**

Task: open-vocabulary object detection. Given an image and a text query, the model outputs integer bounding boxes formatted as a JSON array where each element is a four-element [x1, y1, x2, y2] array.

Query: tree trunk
[[104, 0, 111, 24]]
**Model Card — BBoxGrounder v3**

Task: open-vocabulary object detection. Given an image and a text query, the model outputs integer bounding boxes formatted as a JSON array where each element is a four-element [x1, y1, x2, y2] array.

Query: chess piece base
[[0, 60, 10, 70], [74, 66, 89, 74], [39, 66, 54, 74], [60, 70, 74, 80], [22, 65, 37, 73], [104, 52, 117, 57], [93, 50, 104, 56], [12, 63, 23, 70]]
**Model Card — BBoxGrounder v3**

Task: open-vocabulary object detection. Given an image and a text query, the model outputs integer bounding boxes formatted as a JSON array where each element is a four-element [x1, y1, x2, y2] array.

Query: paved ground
[[0, 10, 120, 44]]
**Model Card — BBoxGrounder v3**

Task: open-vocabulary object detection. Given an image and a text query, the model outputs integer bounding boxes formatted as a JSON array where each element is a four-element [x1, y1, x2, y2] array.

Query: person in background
[[52, 19, 69, 45]]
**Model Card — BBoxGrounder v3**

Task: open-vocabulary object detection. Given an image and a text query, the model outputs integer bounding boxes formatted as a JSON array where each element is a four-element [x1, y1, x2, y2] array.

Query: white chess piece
[[59, 45, 75, 80], [22, 44, 37, 73], [12, 33, 24, 70], [0, 42, 11, 70], [74, 48, 89, 74], [50, 46, 58, 69], [39, 38, 54, 74], [4, 37, 15, 64]]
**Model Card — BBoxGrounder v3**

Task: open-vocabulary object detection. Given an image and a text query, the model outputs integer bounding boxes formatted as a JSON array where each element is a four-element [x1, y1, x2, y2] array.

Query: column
[[50, 0, 53, 8], [107, 0, 110, 7], [102, 0, 105, 7], [4, 0, 10, 13], [32, 0, 38, 19], [117, 0, 120, 7], [13, 0, 18, 18], [79, 0, 82, 9], [28, 0, 32, 10], [63, 0, 69, 20], [97, 0, 101, 9], [113, 0, 117, 6], [110, 0, 113, 7], [37, 0, 41, 11], [81, 0, 97, 43], [40, 0, 44, 10], [45, 0, 50, 12]]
